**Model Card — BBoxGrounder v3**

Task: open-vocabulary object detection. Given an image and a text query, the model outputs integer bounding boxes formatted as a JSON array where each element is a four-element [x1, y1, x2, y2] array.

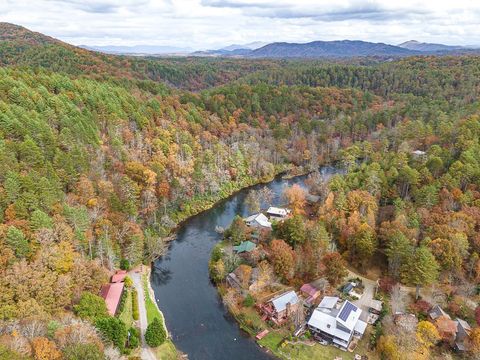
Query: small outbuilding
[[300, 283, 321, 307]]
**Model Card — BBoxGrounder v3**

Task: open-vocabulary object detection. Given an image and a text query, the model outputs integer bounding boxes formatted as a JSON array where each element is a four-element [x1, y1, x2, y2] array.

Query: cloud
[[0, 0, 479, 49]]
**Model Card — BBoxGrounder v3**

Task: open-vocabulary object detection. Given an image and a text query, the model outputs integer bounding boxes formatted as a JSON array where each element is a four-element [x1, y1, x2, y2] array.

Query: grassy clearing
[[142, 274, 163, 325], [153, 340, 178, 360], [118, 289, 133, 327]]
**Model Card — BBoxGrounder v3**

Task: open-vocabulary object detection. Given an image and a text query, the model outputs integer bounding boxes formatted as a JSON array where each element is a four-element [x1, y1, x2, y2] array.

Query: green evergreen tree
[[6, 226, 30, 258], [145, 317, 166, 347]]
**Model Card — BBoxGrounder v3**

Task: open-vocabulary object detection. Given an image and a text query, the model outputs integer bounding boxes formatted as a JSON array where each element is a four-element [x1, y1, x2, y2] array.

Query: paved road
[[131, 271, 157, 360]]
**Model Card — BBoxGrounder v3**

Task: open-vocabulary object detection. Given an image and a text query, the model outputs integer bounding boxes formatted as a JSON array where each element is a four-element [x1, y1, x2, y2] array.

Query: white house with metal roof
[[244, 213, 272, 228], [266, 206, 290, 219], [307, 297, 367, 350]]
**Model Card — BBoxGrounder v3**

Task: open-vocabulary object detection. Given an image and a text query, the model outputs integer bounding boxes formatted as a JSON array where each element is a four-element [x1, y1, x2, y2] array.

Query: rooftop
[[266, 207, 289, 216], [111, 271, 127, 283], [233, 241, 256, 253], [245, 213, 272, 228], [100, 282, 125, 316], [318, 296, 339, 310], [271, 290, 299, 313]]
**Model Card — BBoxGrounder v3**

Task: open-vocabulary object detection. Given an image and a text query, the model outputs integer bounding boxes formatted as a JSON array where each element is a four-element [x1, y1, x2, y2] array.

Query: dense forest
[[0, 22, 479, 359]]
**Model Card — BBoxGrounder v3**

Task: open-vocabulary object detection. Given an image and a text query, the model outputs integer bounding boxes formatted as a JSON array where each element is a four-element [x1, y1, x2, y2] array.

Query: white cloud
[[0, 0, 478, 49]]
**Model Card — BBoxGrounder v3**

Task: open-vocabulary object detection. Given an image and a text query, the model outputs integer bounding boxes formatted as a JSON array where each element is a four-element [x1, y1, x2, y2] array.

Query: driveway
[[131, 270, 157, 360], [346, 270, 377, 323]]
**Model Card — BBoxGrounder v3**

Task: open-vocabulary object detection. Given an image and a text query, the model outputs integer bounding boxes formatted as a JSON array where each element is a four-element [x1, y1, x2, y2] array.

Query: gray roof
[[429, 305, 449, 320], [271, 291, 299, 313], [456, 318, 471, 332], [308, 308, 352, 342], [245, 213, 272, 228], [318, 296, 339, 309], [369, 299, 383, 312], [354, 319, 368, 335]]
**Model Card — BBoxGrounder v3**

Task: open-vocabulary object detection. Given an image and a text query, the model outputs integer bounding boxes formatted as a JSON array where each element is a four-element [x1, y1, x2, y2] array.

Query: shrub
[[120, 259, 130, 271], [145, 318, 166, 347], [124, 276, 133, 288], [132, 289, 139, 321], [127, 327, 140, 349], [74, 292, 109, 322], [116, 290, 128, 315], [95, 317, 128, 352], [63, 343, 103, 360], [243, 294, 255, 307]]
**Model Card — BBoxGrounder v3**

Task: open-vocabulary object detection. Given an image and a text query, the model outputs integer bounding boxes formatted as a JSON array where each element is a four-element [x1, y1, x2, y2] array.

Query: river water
[[150, 166, 338, 360]]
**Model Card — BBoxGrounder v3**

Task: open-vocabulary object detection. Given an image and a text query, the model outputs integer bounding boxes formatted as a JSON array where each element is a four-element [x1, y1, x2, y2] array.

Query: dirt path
[[131, 270, 157, 360]]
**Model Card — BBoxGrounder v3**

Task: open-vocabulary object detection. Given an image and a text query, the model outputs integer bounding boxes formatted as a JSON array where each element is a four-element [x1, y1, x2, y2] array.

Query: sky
[[0, 0, 479, 50]]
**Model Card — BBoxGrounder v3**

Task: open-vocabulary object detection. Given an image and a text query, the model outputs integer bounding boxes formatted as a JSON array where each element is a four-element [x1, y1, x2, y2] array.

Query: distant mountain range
[[1, 22, 478, 59], [188, 39, 480, 58], [80, 44, 192, 55], [397, 40, 466, 52]]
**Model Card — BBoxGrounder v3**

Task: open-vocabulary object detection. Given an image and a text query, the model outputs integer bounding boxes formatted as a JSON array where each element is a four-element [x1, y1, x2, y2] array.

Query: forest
[[0, 22, 479, 359]]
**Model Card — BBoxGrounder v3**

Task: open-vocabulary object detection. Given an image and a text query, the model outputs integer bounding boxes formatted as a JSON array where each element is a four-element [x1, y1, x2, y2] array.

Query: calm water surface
[[150, 166, 338, 360]]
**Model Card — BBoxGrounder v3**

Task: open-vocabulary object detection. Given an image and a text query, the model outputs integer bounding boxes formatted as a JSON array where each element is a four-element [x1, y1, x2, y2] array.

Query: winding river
[[150, 166, 339, 360]]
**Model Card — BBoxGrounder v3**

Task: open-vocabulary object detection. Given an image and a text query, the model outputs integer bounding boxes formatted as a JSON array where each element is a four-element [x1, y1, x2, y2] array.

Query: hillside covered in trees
[[0, 22, 480, 359]]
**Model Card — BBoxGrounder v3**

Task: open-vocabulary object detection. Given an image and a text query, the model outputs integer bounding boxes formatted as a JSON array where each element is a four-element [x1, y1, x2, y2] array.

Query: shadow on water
[[150, 166, 341, 360]]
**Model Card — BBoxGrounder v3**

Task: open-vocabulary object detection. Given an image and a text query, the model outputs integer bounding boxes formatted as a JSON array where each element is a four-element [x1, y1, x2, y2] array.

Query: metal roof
[[271, 291, 299, 313], [266, 207, 289, 216], [233, 241, 256, 253], [318, 296, 339, 309]]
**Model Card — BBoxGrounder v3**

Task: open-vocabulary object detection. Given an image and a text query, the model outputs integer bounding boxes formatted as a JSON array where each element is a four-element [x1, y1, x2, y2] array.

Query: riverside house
[[308, 297, 367, 351], [259, 290, 300, 325]]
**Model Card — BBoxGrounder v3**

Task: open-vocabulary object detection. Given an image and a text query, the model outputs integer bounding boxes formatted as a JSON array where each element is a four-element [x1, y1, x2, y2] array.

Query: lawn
[[142, 274, 164, 325], [256, 324, 379, 360], [118, 289, 133, 328], [153, 340, 178, 360]]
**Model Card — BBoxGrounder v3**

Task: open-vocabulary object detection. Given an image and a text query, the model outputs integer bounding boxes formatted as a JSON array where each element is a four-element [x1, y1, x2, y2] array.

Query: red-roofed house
[[111, 270, 127, 283], [100, 282, 125, 316], [300, 283, 321, 307]]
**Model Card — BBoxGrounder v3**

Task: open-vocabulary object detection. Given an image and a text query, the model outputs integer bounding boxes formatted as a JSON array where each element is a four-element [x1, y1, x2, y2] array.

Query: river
[[150, 166, 339, 360]]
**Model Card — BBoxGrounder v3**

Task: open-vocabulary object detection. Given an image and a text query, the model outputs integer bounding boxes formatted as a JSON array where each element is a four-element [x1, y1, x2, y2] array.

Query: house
[[266, 207, 290, 219], [100, 282, 125, 316], [429, 305, 450, 321], [111, 270, 127, 283], [308, 297, 367, 351], [454, 318, 471, 352], [244, 213, 272, 228], [233, 241, 256, 253], [300, 283, 321, 307], [260, 290, 300, 325]]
